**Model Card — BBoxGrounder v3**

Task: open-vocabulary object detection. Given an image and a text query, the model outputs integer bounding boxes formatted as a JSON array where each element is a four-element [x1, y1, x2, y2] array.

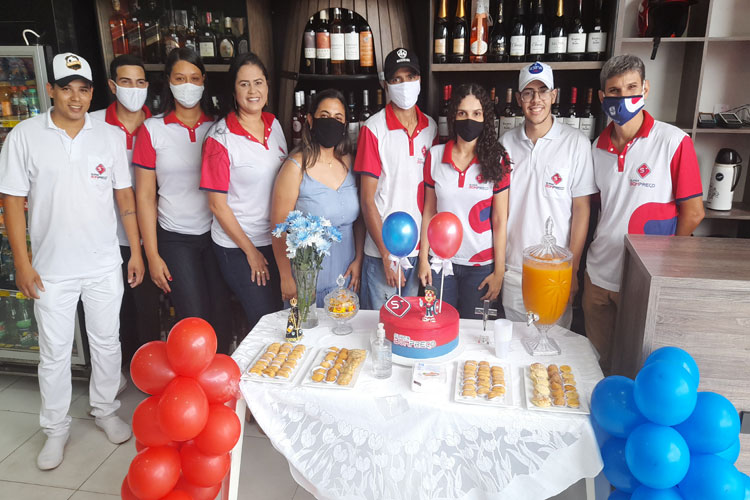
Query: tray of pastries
[[242, 342, 313, 385], [453, 359, 514, 407], [523, 363, 589, 414], [302, 346, 367, 389]]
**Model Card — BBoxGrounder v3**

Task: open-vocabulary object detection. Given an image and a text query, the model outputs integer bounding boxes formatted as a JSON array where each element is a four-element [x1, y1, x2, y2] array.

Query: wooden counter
[[614, 234, 750, 473]]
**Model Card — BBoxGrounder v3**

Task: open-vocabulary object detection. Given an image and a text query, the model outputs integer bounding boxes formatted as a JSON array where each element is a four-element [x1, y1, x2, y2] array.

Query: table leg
[[223, 396, 247, 500], [585, 477, 595, 500]]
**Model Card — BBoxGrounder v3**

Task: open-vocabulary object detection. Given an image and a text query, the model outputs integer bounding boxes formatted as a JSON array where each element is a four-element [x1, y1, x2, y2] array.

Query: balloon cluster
[[591, 347, 750, 500], [122, 318, 242, 500], [380, 211, 464, 261]]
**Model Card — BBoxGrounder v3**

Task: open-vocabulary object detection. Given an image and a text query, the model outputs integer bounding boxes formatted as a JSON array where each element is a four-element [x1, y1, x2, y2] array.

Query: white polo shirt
[[132, 111, 214, 235], [354, 103, 437, 258], [200, 111, 287, 248], [501, 117, 598, 273], [423, 141, 510, 266], [91, 102, 152, 246], [0, 109, 131, 281], [587, 112, 703, 292]]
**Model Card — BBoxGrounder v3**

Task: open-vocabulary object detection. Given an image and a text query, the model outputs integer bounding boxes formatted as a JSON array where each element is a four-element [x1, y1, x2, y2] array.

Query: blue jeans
[[360, 255, 419, 310], [213, 243, 282, 337], [431, 263, 501, 319]]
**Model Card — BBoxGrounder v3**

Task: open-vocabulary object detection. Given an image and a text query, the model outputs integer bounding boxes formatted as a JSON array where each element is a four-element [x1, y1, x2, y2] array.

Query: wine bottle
[[303, 16, 316, 74], [376, 89, 384, 111], [500, 88, 517, 136], [527, 0, 546, 62], [547, 0, 567, 62], [163, 10, 181, 60], [433, 0, 449, 64], [292, 91, 303, 147], [126, 15, 144, 59], [308, 90, 316, 114], [344, 10, 360, 74], [330, 8, 345, 75], [438, 84, 451, 144], [566, 0, 586, 61], [184, 8, 197, 52], [551, 87, 561, 117], [488, 1, 507, 63], [217, 17, 236, 63], [359, 89, 372, 127], [579, 88, 596, 140], [359, 19, 375, 74], [109, 0, 129, 57], [586, 0, 607, 61], [563, 87, 580, 128], [490, 87, 499, 131], [347, 91, 359, 147], [316, 9, 331, 75], [450, 0, 469, 63], [509, 0, 527, 63], [469, 0, 489, 63], [197, 12, 217, 63]]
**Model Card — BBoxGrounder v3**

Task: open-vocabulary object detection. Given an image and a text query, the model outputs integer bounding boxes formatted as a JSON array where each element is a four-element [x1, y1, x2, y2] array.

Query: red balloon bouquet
[[130, 341, 177, 395], [127, 446, 181, 500], [197, 354, 241, 404], [194, 403, 242, 456], [166, 318, 217, 377], [157, 377, 210, 442]]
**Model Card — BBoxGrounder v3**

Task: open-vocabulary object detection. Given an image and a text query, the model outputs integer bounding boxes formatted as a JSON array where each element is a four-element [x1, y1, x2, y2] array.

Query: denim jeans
[[157, 226, 233, 354], [360, 255, 419, 310], [213, 243, 282, 338], [431, 263, 501, 319]]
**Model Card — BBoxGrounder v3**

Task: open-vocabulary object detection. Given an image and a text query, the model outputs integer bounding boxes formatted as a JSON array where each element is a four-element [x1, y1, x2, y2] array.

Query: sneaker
[[95, 414, 132, 444], [37, 433, 70, 470]]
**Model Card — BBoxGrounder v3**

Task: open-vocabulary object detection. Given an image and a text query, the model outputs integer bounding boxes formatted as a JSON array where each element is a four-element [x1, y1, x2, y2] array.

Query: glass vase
[[293, 263, 319, 328]]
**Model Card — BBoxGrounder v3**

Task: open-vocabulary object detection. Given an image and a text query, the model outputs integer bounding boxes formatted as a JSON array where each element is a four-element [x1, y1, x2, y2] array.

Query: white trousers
[[501, 269, 573, 329], [35, 266, 123, 437]]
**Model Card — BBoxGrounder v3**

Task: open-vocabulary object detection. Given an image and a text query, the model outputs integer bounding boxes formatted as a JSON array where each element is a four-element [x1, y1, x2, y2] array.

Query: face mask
[[312, 117, 346, 148], [454, 118, 484, 142], [601, 95, 645, 126], [115, 85, 148, 112], [169, 82, 204, 109], [387, 80, 420, 110]]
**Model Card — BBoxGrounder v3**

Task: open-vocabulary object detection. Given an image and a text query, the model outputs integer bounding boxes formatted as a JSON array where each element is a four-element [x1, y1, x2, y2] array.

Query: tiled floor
[[0, 372, 595, 500]]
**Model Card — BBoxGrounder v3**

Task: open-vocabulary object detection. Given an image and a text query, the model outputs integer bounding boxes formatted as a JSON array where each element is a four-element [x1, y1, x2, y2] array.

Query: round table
[[228, 309, 604, 500]]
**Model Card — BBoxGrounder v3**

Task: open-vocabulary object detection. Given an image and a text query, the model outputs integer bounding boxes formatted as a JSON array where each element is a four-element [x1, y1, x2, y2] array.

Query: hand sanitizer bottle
[[371, 322, 392, 379]]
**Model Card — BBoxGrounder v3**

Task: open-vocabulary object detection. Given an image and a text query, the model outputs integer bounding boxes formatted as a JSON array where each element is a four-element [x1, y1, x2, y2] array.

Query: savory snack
[[309, 347, 366, 387], [529, 363, 580, 409], [247, 343, 307, 381], [459, 360, 506, 401]]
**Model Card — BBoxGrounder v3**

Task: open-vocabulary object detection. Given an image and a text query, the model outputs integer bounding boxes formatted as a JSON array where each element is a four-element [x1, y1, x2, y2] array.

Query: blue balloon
[[644, 347, 699, 386], [610, 491, 632, 500], [602, 437, 642, 493], [678, 454, 744, 500], [715, 437, 741, 464], [381, 211, 418, 258], [590, 414, 611, 447], [631, 486, 684, 500], [625, 423, 690, 489], [634, 360, 697, 426], [591, 376, 647, 438], [674, 392, 740, 454], [743, 473, 750, 500]]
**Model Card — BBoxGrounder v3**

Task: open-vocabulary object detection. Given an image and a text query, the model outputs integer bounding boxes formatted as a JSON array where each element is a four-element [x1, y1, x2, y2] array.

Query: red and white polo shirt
[[91, 102, 152, 246], [501, 117, 598, 273], [354, 103, 437, 258], [132, 111, 214, 235], [200, 111, 287, 248], [587, 111, 703, 292], [423, 141, 510, 266]]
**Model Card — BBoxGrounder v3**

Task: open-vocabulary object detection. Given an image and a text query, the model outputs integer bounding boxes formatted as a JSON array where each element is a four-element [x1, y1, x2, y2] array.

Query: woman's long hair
[[448, 83, 511, 184], [294, 88, 352, 171], [157, 47, 213, 117]]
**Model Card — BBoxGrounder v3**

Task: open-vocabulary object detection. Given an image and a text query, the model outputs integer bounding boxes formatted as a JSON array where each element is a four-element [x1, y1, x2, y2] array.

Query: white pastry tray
[[453, 359, 515, 408], [522, 365, 590, 415], [241, 342, 315, 386], [301, 347, 368, 390]]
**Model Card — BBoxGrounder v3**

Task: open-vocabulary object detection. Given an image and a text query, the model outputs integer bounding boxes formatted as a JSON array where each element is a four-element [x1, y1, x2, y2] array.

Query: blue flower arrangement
[[272, 210, 342, 270]]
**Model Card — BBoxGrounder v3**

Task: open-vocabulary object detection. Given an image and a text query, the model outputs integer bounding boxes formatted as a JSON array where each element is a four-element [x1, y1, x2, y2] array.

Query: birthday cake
[[378, 296, 460, 359]]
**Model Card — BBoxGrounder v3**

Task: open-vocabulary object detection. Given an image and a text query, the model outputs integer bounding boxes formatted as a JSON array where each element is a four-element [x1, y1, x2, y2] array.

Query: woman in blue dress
[[271, 89, 364, 305]]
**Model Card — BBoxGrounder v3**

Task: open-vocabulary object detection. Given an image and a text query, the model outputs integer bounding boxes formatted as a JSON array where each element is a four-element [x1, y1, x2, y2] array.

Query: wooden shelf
[[296, 73, 379, 82], [620, 37, 705, 43], [144, 63, 231, 72], [694, 127, 750, 134], [431, 61, 604, 72], [707, 36, 750, 42], [703, 202, 750, 221]]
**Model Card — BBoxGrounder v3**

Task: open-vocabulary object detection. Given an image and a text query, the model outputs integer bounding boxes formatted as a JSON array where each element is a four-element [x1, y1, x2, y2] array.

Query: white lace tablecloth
[[232, 310, 604, 500]]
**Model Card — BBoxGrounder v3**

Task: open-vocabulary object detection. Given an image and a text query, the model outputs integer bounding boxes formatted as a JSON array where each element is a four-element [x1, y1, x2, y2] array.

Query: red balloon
[[172, 475, 222, 500], [133, 396, 172, 447], [130, 341, 177, 395], [158, 377, 210, 442], [159, 491, 192, 500], [127, 446, 181, 500], [427, 212, 464, 260], [197, 354, 241, 404], [166, 318, 217, 377], [121, 476, 140, 500], [180, 441, 231, 487], [194, 404, 241, 456], [135, 439, 147, 453]]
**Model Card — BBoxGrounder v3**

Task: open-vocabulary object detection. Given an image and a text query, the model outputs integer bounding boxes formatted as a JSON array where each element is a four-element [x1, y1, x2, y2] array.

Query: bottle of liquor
[[490, 87, 499, 131], [450, 0, 468, 63], [509, 0, 527, 63], [347, 91, 359, 147], [236, 19, 250, 55], [376, 89, 384, 111], [198, 12, 217, 63], [308, 89, 317, 114], [218, 17, 236, 63], [500, 88, 517, 136], [527, 0, 546, 62], [586, 0, 607, 61], [547, 0, 567, 62], [126, 15, 144, 59], [359, 89, 372, 127], [567, 0, 586, 61], [438, 84, 451, 144], [175, 10, 188, 45], [109, 0, 129, 57], [185, 18, 197, 51], [433, 0, 449, 64], [316, 10, 331, 75], [514, 104, 525, 127], [488, 1, 507, 63], [469, 0, 489, 63], [292, 91, 304, 147], [303, 16, 316, 74], [344, 10, 360, 74], [359, 19, 375, 74], [551, 87, 561, 117], [330, 8, 345, 75], [579, 88, 596, 140], [564, 87, 580, 128], [163, 10, 181, 59]]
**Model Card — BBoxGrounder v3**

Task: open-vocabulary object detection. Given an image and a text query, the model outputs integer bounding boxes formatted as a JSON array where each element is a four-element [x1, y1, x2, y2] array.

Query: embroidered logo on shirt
[[421, 145, 428, 158], [96, 164, 106, 175], [552, 173, 562, 184], [637, 164, 651, 178], [90, 163, 108, 182]]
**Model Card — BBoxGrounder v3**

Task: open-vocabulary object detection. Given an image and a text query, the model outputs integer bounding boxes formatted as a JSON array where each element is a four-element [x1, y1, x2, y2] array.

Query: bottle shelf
[[143, 63, 231, 73], [707, 36, 750, 42], [296, 73, 379, 82], [703, 202, 750, 221], [0, 119, 21, 128], [694, 127, 750, 135], [620, 37, 705, 43], [431, 61, 604, 72]]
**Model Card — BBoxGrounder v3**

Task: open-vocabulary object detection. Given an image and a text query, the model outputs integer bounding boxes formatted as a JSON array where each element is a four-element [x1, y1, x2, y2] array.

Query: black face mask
[[454, 118, 484, 142], [312, 117, 346, 148]]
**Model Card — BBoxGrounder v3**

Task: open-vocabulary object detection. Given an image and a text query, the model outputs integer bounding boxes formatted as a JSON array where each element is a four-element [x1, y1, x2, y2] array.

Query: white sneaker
[[95, 415, 132, 444], [37, 433, 70, 470]]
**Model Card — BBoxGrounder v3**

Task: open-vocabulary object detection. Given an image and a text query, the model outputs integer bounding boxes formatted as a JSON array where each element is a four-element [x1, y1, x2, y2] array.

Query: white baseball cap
[[519, 62, 554, 91], [51, 52, 93, 86]]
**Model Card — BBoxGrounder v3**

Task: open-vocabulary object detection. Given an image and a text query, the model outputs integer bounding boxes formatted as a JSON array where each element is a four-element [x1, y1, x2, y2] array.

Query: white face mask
[[169, 82, 204, 109], [387, 80, 421, 110], [115, 85, 148, 113]]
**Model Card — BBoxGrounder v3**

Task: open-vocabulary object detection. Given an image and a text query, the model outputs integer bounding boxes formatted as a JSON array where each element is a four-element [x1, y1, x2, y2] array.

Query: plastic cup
[[494, 319, 513, 358]]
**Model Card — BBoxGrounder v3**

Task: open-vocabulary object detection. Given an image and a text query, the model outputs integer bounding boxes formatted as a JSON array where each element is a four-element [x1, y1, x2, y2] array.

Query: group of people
[[0, 44, 704, 470]]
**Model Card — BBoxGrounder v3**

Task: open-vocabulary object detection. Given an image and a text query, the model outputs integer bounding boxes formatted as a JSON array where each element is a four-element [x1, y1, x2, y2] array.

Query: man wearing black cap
[[0, 52, 143, 469], [354, 48, 437, 310]]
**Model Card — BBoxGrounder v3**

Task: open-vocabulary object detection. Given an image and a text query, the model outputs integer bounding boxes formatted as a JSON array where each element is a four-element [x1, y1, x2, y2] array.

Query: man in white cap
[[0, 52, 143, 469], [500, 62, 597, 328]]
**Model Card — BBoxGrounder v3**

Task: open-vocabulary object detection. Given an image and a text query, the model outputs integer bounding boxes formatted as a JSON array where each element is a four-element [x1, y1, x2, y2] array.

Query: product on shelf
[[344, 10, 359, 75], [359, 17, 374, 74], [109, 0, 129, 57], [499, 87, 516, 137], [509, 0, 528, 63], [469, 0, 489, 63], [302, 16, 316, 74], [438, 84, 451, 143], [217, 17, 236, 63], [586, 0, 607, 61], [450, 0, 469, 63], [198, 12, 217, 63], [291, 91, 304, 147], [316, 9, 331, 75], [563, 87, 581, 129], [347, 91, 359, 147], [528, 0, 546, 62], [567, 0, 587, 61], [579, 88, 596, 140], [487, 1, 507, 63], [359, 89, 371, 127], [330, 8, 345, 75], [433, 0, 449, 64], [548, 0, 567, 61]]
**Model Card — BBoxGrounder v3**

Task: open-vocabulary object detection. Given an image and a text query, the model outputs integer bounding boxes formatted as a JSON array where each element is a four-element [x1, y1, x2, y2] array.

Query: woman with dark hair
[[200, 52, 286, 332], [270, 89, 363, 305], [133, 47, 232, 352], [417, 83, 511, 318]]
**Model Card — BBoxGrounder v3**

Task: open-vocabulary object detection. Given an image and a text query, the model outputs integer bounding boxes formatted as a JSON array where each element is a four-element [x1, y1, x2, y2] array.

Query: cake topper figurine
[[286, 298, 303, 342], [419, 285, 438, 322]]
